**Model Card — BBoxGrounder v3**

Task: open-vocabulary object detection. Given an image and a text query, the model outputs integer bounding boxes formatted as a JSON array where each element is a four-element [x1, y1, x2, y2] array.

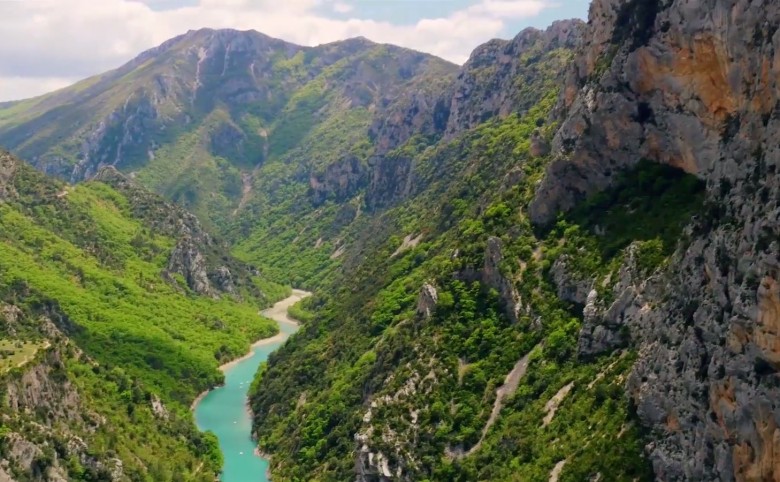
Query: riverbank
[[190, 289, 312, 411]]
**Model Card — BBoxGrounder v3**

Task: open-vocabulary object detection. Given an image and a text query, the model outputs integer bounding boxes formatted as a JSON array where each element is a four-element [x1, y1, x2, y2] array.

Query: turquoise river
[[194, 290, 310, 482]]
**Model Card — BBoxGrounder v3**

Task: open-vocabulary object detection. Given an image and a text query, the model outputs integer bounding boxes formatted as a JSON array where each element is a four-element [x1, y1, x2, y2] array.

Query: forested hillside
[[3, 0, 779, 479], [0, 150, 285, 480], [246, 21, 706, 477]]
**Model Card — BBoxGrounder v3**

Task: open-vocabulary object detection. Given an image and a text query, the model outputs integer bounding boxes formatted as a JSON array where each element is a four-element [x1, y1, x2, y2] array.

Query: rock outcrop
[[166, 236, 216, 296], [444, 20, 585, 138], [365, 154, 415, 211], [534, 1, 780, 479], [309, 155, 366, 206], [482, 237, 523, 324], [94, 166, 255, 299], [550, 255, 593, 305], [416, 283, 438, 319], [1, 330, 122, 481], [0, 150, 18, 200], [363, 21, 584, 212]]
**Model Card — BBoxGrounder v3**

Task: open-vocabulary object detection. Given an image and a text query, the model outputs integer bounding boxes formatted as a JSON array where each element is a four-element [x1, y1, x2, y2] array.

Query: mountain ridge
[[5, 6, 771, 480]]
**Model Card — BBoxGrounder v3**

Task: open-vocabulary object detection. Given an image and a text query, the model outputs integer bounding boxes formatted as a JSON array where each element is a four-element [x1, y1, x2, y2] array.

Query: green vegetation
[[0, 24, 709, 482], [246, 82, 701, 479], [566, 159, 706, 260], [0, 300, 224, 481], [0, 154, 284, 480], [0, 168, 279, 401], [0, 339, 47, 373], [287, 297, 317, 324]]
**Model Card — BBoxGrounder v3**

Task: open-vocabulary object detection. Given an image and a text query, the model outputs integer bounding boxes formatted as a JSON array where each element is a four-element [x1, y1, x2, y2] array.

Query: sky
[[0, 0, 589, 102]]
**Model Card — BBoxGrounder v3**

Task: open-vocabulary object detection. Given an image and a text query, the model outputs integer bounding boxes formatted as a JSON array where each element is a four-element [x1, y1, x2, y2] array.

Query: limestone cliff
[[534, 1, 780, 479], [1, 306, 137, 481], [364, 20, 585, 212]]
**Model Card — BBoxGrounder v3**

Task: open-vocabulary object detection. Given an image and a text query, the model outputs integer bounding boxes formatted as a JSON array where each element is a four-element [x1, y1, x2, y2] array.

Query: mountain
[[243, 2, 780, 480], [244, 19, 677, 481], [0, 28, 456, 229], [1, 1, 776, 480], [0, 149, 286, 480]]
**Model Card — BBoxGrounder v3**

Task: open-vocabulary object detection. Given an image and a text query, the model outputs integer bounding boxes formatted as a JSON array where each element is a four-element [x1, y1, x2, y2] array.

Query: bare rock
[[536, 1, 780, 479], [365, 154, 415, 211], [0, 151, 18, 200], [210, 266, 237, 297], [416, 283, 438, 319], [445, 20, 585, 138], [482, 237, 522, 324], [549, 255, 593, 305], [309, 155, 366, 206], [150, 395, 170, 421], [166, 236, 215, 297]]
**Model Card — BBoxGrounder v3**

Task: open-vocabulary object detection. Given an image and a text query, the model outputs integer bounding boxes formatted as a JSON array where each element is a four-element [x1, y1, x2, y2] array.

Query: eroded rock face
[[6, 358, 81, 420], [531, 0, 780, 225], [166, 236, 215, 296], [210, 266, 238, 296], [550, 255, 593, 305], [1, 341, 122, 481], [483, 237, 522, 324], [534, 1, 780, 479], [0, 151, 18, 200], [363, 21, 584, 212], [309, 155, 366, 206], [416, 283, 438, 319], [564, 244, 664, 359], [365, 154, 414, 211], [445, 20, 584, 138]]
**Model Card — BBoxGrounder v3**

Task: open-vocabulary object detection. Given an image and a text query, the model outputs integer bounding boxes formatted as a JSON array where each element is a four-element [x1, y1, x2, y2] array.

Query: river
[[193, 289, 311, 482]]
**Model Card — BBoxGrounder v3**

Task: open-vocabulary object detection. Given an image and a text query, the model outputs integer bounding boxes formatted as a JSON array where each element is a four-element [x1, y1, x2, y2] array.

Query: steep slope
[[232, 20, 583, 287], [528, 0, 780, 480], [0, 29, 457, 229], [243, 19, 692, 481], [3, 3, 774, 480], [0, 150, 284, 481]]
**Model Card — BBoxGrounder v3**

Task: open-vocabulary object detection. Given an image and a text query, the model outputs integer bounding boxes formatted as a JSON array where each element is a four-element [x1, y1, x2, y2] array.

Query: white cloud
[[0, 76, 80, 102], [0, 0, 558, 102], [469, 1, 550, 18], [333, 2, 352, 14]]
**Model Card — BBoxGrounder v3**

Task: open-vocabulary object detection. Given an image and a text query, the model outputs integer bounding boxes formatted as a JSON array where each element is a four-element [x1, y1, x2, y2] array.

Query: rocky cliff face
[[1, 308, 129, 481], [93, 166, 255, 299], [534, 1, 780, 479], [363, 20, 585, 212], [0, 151, 18, 200], [444, 20, 584, 137], [309, 155, 366, 207]]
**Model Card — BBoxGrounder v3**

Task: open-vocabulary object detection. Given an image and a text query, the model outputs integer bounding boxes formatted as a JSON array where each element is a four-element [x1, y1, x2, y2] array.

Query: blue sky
[[322, 0, 590, 33], [0, 0, 590, 101], [139, 0, 590, 34]]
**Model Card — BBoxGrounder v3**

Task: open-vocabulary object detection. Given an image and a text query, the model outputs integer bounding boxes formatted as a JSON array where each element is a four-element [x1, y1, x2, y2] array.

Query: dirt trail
[[543, 382, 575, 427], [549, 460, 567, 482], [447, 344, 540, 459]]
